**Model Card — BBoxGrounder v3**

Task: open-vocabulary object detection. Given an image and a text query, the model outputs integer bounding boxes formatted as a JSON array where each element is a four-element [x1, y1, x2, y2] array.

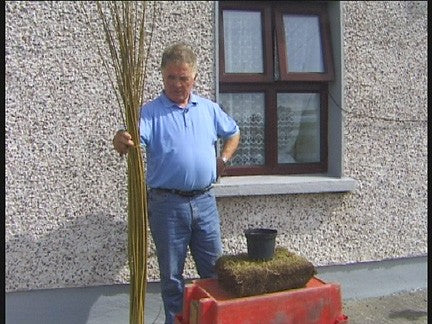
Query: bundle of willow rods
[[90, 2, 151, 323]]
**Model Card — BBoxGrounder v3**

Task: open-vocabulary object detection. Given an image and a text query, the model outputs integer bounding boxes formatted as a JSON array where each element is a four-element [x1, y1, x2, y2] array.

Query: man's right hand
[[113, 130, 135, 156]]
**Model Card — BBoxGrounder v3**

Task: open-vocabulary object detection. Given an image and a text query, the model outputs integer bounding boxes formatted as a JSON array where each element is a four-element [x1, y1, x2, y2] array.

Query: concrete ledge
[[214, 175, 358, 197], [5, 256, 427, 324]]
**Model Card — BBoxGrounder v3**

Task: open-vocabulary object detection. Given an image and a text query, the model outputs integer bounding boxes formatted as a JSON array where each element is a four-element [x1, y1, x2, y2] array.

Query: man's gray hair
[[161, 42, 197, 74]]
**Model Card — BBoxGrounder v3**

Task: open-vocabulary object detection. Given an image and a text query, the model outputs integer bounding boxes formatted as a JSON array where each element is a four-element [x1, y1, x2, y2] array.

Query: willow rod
[[86, 2, 151, 323]]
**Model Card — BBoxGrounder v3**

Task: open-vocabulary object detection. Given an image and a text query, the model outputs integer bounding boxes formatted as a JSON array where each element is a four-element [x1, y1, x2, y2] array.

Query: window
[[218, 1, 334, 176]]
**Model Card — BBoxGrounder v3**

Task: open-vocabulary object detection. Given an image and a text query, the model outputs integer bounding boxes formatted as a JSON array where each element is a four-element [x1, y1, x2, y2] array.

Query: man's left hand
[[217, 157, 227, 179]]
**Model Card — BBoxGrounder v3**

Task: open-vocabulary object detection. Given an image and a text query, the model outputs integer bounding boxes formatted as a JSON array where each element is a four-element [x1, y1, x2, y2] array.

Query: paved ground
[[6, 255, 427, 324], [343, 288, 427, 324]]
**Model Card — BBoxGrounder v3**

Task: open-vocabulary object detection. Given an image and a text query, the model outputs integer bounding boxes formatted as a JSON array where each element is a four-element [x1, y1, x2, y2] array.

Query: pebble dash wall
[[5, 1, 427, 292]]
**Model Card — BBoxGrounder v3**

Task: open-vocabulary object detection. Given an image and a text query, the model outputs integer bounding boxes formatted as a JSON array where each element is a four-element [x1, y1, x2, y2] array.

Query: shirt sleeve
[[213, 102, 240, 139], [139, 104, 151, 147]]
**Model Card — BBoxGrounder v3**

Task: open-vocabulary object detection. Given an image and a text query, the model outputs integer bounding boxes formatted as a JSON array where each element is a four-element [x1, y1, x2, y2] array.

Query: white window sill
[[213, 175, 358, 197]]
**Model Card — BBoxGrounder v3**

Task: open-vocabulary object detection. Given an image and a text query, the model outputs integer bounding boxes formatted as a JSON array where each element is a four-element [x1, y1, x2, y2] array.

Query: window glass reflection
[[283, 15, 324, 73], [277, 93, 320, 163]]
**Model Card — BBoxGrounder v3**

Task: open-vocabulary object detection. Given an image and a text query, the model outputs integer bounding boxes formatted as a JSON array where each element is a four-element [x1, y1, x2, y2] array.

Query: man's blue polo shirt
[[139, 91, 239, 191]]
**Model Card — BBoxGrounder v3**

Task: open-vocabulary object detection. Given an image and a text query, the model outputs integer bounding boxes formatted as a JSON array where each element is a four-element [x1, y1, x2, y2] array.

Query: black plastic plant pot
[[244, 228, 278, 261]]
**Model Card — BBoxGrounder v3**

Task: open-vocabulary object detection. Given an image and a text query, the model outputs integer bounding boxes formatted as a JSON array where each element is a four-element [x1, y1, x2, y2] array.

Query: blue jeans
[[148, 188, 223, 324]]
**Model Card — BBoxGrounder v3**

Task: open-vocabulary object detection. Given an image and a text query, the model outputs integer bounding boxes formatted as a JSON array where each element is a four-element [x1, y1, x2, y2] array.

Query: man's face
[[162, 62, 196, 107]]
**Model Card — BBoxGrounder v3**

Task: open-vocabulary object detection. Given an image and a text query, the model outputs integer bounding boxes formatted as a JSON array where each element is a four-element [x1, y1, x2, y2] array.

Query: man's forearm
[[220, 132, 240, 162]]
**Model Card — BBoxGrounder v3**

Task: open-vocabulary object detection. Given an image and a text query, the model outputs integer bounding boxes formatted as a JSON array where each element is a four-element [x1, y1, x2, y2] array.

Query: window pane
[[223, 10, 264, 73], [283, 15, 324, 73], [219, 93, 265, 166], [277, 93, 320, 164]]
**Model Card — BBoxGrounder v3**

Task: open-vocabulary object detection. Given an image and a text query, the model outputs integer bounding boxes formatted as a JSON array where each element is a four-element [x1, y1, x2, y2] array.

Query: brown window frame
[[219, 2, 273, 83], [274, 2, 335, 81], [219, 1, 333, 176]]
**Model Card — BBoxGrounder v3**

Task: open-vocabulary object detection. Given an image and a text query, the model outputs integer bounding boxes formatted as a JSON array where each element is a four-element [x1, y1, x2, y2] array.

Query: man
[[113, 42, 240, 323]]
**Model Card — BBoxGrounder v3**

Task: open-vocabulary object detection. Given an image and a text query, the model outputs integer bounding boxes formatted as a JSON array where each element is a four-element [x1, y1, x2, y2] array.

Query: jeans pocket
[[149, 189, 168, 204], [203, 189, 216, 201]]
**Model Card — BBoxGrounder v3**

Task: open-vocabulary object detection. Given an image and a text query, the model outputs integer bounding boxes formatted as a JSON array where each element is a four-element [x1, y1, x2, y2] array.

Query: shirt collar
[[160, 91, 198, 108]]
